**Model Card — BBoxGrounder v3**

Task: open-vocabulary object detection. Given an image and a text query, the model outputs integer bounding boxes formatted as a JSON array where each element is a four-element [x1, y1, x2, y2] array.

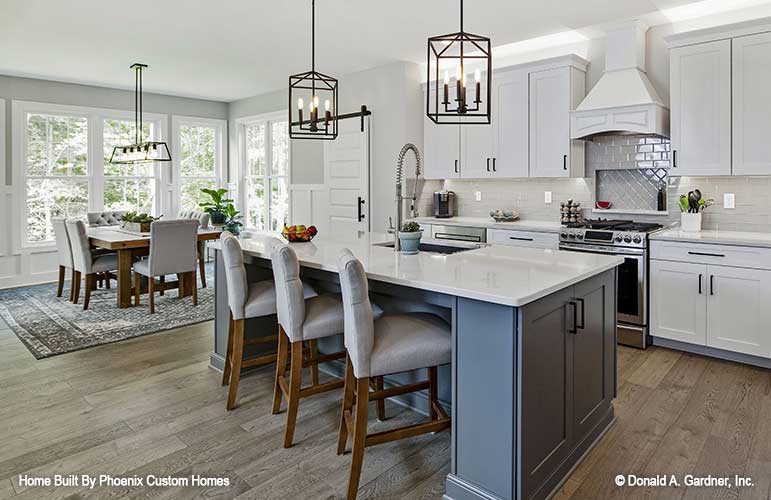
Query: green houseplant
[[222, 203, 243, 235], [119, 212, 161, 233], [398, 221, 423, 254], [199, 188, 233, 226]]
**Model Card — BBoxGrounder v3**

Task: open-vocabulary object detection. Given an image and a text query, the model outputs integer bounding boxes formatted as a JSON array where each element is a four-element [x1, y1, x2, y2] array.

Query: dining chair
[[133, 219, 199, 314], [270, 244, 384, 448], [219, 233, 318, 411], [87, 210, 127, 227], [52, 217, 75, 301], [178, 210, 210, 288], [65, 219, 119, 310], [336, 249, 451, 500]]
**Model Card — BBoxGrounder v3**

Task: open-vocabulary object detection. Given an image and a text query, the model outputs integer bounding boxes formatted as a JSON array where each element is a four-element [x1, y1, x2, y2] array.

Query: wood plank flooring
[[1, 320, 770, 500]]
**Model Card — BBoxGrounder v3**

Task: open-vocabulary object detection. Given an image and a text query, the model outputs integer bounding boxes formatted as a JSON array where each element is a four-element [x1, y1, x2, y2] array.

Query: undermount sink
[[374, 241, 479, 255]]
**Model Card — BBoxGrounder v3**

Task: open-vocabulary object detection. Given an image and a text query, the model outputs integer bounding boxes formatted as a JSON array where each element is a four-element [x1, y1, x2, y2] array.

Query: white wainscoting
[[289, 184, 328, 235]]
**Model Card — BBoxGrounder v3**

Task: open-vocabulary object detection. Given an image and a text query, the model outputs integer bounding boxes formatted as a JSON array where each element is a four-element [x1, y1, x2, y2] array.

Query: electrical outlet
[[475, 191, 482, 202], [724, 193, 735, 209], [544, 191, 552, 204]]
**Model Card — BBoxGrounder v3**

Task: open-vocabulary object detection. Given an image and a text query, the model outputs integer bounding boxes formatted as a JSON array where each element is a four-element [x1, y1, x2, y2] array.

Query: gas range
[[559, 219, 663, 249]]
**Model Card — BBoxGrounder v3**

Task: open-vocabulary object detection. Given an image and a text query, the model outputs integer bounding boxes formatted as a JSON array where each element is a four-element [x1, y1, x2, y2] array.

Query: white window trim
[[171, 115, 227, 216], [11, 100, 167, 251], [235, 110, 291, 232]]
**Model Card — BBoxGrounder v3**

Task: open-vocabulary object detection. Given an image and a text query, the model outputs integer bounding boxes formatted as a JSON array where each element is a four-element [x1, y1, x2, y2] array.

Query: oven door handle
[[559, 243, 644, 256]]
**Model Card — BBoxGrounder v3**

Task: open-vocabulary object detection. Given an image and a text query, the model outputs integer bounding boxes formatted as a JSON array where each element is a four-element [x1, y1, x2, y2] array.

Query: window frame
[[171, 115, 226, 216], [235, 111, 291, 232], [12, 100, 167, 251]]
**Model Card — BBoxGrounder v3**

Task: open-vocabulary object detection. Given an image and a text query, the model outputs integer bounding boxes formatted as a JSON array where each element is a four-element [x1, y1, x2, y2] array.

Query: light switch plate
[[724, 193, 735, 209], [544, 191, 552, 204], [475, 191, 482, 202]]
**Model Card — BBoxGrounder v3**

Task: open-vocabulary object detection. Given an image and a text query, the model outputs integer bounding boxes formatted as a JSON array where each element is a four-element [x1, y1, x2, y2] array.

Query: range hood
[[571, 22, 669, 140]]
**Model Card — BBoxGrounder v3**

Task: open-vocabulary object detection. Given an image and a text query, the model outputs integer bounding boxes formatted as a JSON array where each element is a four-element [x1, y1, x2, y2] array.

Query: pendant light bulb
[[297, 98, 304, 110], [455, 66, 462, 82], [313, 95, 319, 109], [324, 99, 330, 111], [444, 71, 450, 85], [475, 68, 481, 83]]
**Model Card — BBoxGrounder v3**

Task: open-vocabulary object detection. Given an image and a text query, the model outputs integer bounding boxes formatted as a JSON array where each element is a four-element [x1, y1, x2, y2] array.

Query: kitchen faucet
[[394, 143, 422, 251]]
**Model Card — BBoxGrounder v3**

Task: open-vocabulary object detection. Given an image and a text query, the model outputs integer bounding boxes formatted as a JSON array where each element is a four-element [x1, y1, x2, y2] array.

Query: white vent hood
[[571, 22, 669, 140]]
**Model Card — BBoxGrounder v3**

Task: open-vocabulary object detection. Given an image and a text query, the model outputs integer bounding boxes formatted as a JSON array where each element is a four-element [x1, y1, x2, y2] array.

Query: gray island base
[[210, 232, 620, 500]]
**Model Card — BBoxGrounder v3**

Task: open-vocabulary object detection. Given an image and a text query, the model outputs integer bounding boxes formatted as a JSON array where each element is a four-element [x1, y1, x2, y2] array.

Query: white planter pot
[[681, 213, 702, 232]]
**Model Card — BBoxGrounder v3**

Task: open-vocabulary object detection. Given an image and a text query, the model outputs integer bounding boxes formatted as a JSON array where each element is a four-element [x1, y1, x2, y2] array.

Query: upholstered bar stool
[[219, 233, 317, 411], [270, 245, 383, 448], [336, 249, 451, 500]]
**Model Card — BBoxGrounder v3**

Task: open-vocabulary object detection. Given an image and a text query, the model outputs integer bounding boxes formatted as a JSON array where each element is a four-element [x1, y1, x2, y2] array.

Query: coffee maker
[[433, 190, 456, 218]]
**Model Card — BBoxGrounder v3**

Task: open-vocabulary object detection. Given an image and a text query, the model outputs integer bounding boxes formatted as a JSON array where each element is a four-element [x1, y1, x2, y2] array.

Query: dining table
[[87, 226, 222, 308]]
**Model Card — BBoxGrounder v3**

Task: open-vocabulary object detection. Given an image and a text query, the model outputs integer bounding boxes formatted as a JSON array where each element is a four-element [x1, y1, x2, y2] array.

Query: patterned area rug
[[0, 268, 214, 359]]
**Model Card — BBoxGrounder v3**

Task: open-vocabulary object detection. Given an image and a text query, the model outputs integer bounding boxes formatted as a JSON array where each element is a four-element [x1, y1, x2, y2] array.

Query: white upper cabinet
[[529, 67, 585, 178], [461, 118, 494, 178], [670, 40, 732, 176], [492, 70, 528, 178], [732, 32, 771, 176], [423, 88, 461, 179]]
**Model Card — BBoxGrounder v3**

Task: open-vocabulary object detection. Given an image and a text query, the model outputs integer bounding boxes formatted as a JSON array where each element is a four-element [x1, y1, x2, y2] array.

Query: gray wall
[[1, 74, 228, 185]]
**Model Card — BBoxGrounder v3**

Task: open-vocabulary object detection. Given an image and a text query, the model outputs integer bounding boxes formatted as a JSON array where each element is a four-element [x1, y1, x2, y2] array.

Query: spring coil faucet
[[394, 143, 422, 251]]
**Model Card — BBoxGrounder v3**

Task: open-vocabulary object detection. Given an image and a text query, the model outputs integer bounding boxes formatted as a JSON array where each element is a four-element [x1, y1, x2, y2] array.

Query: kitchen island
[[210, 231, 622, 500]]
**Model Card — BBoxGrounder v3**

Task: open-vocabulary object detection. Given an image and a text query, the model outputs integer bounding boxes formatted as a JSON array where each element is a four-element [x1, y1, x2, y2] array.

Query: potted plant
[[679, 191, 714, 232], [222, 203, 243, 235], [398, 221, 423, 254], [119, 212, 161, 233], [199, 188, 233, 226]]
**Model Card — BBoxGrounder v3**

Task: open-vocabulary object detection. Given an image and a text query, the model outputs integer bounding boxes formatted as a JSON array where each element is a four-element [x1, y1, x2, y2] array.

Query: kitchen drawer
[[651, 240, 771, 270], [487, 229, 558, 249]]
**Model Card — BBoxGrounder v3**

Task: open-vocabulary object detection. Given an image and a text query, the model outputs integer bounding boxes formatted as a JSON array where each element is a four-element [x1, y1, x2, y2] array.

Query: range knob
[[560, 232, 568, 239], [614, 234, 623, 242], [623, 235, 632, 243], [632, 235, 642, 244], [568, 233, 576, 239], [576, 233, 584, 240]]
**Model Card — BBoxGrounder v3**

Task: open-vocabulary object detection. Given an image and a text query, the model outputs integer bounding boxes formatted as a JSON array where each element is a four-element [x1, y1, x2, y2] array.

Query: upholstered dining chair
[[270, 244, 384, 448], [218, 233, 317, 411], [336, 249, 452, 500], [65, 219, 119, 310], [178, 210, 210, 288], [133, 219, 199, 314], [52, 217, 75, 301], [87, 210, 127, 227]]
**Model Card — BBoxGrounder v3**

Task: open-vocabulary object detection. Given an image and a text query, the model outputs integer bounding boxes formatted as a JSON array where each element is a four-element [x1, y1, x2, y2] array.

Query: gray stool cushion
[[302, 294, 385, 341], [369, 313, 451, 378], [243, 280, 319, 320]]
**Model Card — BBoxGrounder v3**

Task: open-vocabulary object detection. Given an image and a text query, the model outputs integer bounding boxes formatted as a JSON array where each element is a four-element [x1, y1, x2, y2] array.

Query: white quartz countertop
[[651, 228, 771, 249], [410, 216, 562, 233], [213, 231, 622, 307]]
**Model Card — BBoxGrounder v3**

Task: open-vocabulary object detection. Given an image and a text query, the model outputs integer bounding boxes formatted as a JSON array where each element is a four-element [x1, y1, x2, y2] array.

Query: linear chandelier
[[289, 0, 339, 140], [426, 0, 492, 125], [109, 63, 172, 164]]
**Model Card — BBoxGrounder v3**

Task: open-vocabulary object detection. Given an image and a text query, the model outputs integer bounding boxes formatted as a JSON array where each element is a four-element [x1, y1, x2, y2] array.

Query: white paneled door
[[323, 117, 370, 235], [650, 260, 707, 345]]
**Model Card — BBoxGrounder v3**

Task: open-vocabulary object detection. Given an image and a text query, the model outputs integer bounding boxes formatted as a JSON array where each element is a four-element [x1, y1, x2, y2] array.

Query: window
[[24, 113, 89, 243], [173, 117, 225, 213], [102, 119, 156, 214], [240, 114, 290, 231]]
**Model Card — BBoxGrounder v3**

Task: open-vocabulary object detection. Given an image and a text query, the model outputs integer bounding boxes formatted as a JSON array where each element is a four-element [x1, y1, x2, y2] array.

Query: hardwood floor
[[0, 319, 769, 500]]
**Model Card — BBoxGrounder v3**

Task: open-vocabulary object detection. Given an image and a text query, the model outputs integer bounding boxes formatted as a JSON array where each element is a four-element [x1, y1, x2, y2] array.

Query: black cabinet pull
[[568, 301, 578, 334], [357, 197, 366, 222], [509, 236, 534, 242], [576, 297, 585, 330], [492, 158, 497, 172], [486, 157, 491, 172], [672, 150, 677, 168], [688, 251, 725, 258], [454, 159, 458, 174], [698, 274, 703, 294], [563, 154, 568, 171], [710, 275, 715, 296]]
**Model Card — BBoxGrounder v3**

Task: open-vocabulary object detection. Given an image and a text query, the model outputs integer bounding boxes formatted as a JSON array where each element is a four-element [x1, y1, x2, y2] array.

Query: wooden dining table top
[[87, 226, 222, 250]]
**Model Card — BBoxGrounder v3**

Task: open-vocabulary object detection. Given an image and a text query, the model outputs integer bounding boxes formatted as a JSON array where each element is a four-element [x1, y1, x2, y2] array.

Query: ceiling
[[0, 0, 731, 102]]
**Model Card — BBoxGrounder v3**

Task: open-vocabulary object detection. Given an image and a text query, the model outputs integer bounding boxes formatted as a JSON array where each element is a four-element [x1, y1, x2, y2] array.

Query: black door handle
[[509, 237, 534, 242], [698, 274, 702, 294], [563, 154, 568, 171], [568, 301, 578, 334], [710, 275, 714, 295], [576, 298, 585, 330], [688, 251, 725, 258], [454, 159, 458, 174], [492, 158, 496, 172], [486, 157, 490, 172], [672, 150, 677, 168], [357, 197, 365, 222]]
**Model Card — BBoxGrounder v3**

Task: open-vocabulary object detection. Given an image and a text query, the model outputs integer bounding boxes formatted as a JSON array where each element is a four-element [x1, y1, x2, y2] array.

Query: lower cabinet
[[487, 228, 558, 249], [519, 270, 615, 500], [651, 258, 771, 358]]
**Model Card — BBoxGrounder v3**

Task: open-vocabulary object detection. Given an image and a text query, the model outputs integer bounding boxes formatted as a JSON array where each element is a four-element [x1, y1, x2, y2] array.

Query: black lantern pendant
[[289, 0, 338, 140], [426, 0, 492, 125], [109, 63, 172, 164]]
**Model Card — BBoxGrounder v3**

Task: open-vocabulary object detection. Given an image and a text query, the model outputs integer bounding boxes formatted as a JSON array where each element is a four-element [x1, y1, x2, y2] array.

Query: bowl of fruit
[[282, 224, 318, 242]]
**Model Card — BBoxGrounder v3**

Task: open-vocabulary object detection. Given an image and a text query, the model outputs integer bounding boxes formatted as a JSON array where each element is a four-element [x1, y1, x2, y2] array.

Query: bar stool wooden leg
[[347, 377, 371, 500], [159, 275, 165, 296], [272, 326, 289, 414], [56, 265, 66, 297], [429, 367, 438, 420], [337, 355, 356, 455], [374, 376, 386, 421], [283, 341, 304, 448], [226, 319, 245, 410], [199, 242, 207, 288], [148, 277, 155, 314], [309, 339, 320, 386], [222, 312, 234, 386]]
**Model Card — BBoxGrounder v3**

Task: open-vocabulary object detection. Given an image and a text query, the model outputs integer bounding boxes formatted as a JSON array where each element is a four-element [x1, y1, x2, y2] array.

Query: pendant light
[[289, 0, 338, 140], [109, 63, 172, 164], [426, 0, 492, 125]]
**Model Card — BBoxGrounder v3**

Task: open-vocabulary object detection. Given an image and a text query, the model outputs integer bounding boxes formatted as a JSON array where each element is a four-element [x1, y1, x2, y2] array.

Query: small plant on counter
[[398, 222, 423, 254], [400, 221, 421, 232], [119, 212, 162, 232], [222, 203, 243, 235], [199, 188, 233, 225]]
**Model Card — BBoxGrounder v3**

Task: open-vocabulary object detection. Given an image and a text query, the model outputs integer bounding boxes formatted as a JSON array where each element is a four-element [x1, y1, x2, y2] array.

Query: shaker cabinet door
[[529, 67, 571, 178], [670, 40, 732, 176], [650, 260, 707, 345], [493, 69, 529, 178], [423, 90, 461, 180]]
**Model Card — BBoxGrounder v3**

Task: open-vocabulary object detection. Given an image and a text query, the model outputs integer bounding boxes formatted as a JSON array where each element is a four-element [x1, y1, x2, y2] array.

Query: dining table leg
[[117, 249, 134, 308]]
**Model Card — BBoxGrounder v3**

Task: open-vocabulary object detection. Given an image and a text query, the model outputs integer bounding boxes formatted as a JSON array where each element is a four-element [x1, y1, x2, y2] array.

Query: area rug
[[0, 268, 214, 359]]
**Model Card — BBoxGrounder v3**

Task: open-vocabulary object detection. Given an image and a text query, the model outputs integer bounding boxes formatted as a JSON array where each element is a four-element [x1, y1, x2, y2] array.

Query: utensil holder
[[681, 213, 702, 232]]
